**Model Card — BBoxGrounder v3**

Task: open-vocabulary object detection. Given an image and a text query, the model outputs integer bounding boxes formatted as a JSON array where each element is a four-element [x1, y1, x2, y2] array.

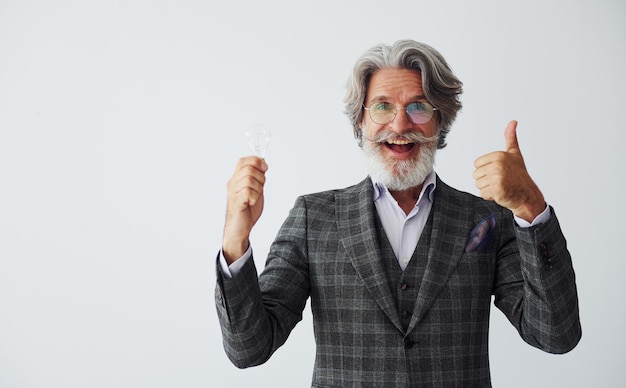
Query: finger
[[229, 157, 268, 190], [231, 164, 267, 186], [227, 160, 267, 208], [475, 178, 495, 201], [236, 186, 264, 208], [236, 156, 268, 173], [229, 171, 265, 200], [474, 151, 497, 169], [474, 148, 509, 169], [504, 120, 520, 154], [472, 165, 487, 181]]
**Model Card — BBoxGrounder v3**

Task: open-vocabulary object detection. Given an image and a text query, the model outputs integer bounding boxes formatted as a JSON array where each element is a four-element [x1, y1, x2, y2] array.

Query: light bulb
[[245, 124, 271, 158]]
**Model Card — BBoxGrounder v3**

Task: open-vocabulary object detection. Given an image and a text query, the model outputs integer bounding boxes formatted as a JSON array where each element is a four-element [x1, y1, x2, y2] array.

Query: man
[[215, 40, 581, 387]]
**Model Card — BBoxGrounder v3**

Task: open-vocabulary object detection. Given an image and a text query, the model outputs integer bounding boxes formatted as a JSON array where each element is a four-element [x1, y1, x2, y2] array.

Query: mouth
[[383, 139, 416, 155]]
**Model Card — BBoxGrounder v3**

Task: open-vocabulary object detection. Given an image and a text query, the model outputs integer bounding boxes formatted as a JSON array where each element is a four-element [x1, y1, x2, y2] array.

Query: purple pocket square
[[465, 215, 496, 252]]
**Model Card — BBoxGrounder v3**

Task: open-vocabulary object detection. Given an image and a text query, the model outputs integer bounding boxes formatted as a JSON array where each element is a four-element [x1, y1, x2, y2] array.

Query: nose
[[388, 108, 412, 134]]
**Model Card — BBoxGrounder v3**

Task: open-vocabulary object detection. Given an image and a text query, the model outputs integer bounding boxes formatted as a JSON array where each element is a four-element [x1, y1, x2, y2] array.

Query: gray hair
[[344, 40, 463, 148]]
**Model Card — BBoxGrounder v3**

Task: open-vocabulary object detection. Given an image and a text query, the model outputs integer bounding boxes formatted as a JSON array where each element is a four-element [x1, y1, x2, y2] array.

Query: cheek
[[417, 122, 438, 137], [362, 118, 385, 139]]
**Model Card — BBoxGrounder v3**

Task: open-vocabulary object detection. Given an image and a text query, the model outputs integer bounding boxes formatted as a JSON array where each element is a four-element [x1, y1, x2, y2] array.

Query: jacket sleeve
[[493, 207, 582, 354], [215, 196, 311, 368]]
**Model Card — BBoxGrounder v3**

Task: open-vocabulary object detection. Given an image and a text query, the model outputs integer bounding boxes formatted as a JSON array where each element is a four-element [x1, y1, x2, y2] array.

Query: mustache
[[364, 129, 439, 145]]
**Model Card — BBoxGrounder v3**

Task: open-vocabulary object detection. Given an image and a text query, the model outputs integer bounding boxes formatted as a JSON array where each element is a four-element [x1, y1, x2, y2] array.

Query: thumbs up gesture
[[473, 120, 546, 222]]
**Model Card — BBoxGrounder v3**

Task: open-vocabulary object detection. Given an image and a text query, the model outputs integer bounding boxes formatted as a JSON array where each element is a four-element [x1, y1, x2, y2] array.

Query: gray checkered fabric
[[215, 176, 581, 387]]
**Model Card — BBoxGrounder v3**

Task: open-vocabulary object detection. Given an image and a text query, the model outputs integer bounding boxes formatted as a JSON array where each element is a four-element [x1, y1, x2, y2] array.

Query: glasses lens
[[406, 102, 434, 124], [368, 102, 396, 124]]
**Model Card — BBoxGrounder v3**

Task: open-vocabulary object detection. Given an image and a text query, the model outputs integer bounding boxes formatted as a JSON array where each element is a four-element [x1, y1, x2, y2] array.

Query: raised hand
[[222, 156, 268, 263], [473, 120, 546, 222]]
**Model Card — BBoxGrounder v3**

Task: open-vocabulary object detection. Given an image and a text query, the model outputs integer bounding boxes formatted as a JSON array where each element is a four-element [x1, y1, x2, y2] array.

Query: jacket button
[[401, 283, 409, 291], [539, 242, 549, 258], [404, 338, 414, 349]]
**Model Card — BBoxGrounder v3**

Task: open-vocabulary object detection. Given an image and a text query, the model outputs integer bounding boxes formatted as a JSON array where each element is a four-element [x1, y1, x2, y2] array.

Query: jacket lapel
[[336, 178, 404, 333], [406, 177, 473, 333]]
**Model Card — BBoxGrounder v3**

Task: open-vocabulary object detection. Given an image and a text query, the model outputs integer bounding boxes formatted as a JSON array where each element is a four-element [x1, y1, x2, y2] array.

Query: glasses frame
[[363, 101, 438, 125]]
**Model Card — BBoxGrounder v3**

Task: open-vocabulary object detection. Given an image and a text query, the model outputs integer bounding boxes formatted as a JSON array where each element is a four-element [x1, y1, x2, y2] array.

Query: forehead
[[366, 68, 423, 102]]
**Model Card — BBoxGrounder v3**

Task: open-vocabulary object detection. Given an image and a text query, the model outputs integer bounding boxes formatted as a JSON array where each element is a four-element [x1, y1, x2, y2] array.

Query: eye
[[372, 102, 394, 112], [406, 102, 428, 113]]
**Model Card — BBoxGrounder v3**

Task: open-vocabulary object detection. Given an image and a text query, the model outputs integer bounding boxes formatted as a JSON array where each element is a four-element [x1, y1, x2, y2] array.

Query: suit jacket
[[215, 176, 581, 387]]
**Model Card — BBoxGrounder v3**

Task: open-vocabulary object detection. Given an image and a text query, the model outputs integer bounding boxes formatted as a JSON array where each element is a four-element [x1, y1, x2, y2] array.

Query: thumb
[[504, 120, 520, 154]]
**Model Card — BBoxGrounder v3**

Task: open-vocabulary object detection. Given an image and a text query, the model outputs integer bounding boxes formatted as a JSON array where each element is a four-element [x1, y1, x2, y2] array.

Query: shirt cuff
[[218, 246, 252, 279], [513, 204, 551, 228]]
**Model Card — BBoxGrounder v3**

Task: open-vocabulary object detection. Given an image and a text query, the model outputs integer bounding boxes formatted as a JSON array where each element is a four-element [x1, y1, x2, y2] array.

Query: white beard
[[362, 133, 437, 191]]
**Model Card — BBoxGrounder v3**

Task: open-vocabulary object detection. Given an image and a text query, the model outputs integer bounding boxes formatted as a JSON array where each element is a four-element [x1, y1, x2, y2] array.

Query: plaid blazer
[[215, 176, 581, 387]]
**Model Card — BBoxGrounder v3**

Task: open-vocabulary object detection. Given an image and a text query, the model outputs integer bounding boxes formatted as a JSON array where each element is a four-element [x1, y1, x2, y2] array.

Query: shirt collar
[[372, 170, 437, 203]]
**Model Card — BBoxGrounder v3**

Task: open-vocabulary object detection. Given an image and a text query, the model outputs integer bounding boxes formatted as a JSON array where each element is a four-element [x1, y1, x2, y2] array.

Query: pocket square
[[465, 215, 496, 252]]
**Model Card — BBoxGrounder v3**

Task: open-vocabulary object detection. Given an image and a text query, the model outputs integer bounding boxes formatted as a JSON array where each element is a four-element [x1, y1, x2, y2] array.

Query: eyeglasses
[[363, 101, 438, 125]]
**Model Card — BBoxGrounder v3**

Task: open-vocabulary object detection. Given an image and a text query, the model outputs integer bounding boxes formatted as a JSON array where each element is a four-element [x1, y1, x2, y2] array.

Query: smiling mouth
[[384, 139, 416, 153]]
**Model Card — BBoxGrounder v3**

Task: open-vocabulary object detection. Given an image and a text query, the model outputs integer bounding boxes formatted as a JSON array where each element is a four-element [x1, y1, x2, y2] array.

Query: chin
[[364, 146, 436, 191]]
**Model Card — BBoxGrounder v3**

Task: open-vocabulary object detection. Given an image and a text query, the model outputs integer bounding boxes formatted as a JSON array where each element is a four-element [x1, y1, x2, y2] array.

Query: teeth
[[386, 139, 413, 145]]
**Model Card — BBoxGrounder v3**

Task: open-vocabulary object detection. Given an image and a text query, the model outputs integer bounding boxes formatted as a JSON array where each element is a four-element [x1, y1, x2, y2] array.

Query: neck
[[389, 184, 424, 215]]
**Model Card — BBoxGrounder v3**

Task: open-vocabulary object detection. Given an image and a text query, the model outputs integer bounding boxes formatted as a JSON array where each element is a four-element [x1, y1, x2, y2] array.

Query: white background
[[1, 1, 624, 387]]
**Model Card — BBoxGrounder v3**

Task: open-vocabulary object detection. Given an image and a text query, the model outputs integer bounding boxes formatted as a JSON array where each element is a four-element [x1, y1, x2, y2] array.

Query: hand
[[222, 156, 268, 264], [473, 120, 546, 222]]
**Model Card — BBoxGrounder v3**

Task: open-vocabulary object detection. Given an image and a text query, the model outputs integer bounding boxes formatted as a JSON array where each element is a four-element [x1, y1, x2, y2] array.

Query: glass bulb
[[246, 124, 271, 158]]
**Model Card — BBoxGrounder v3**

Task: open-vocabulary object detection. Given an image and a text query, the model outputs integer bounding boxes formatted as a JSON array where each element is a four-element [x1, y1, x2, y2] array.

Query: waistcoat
[[375, 209, 435, 331]]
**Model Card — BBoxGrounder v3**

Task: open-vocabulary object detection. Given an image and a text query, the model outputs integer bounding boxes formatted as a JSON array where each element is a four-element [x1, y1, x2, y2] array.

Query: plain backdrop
[[1, 1, 624, 387]]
